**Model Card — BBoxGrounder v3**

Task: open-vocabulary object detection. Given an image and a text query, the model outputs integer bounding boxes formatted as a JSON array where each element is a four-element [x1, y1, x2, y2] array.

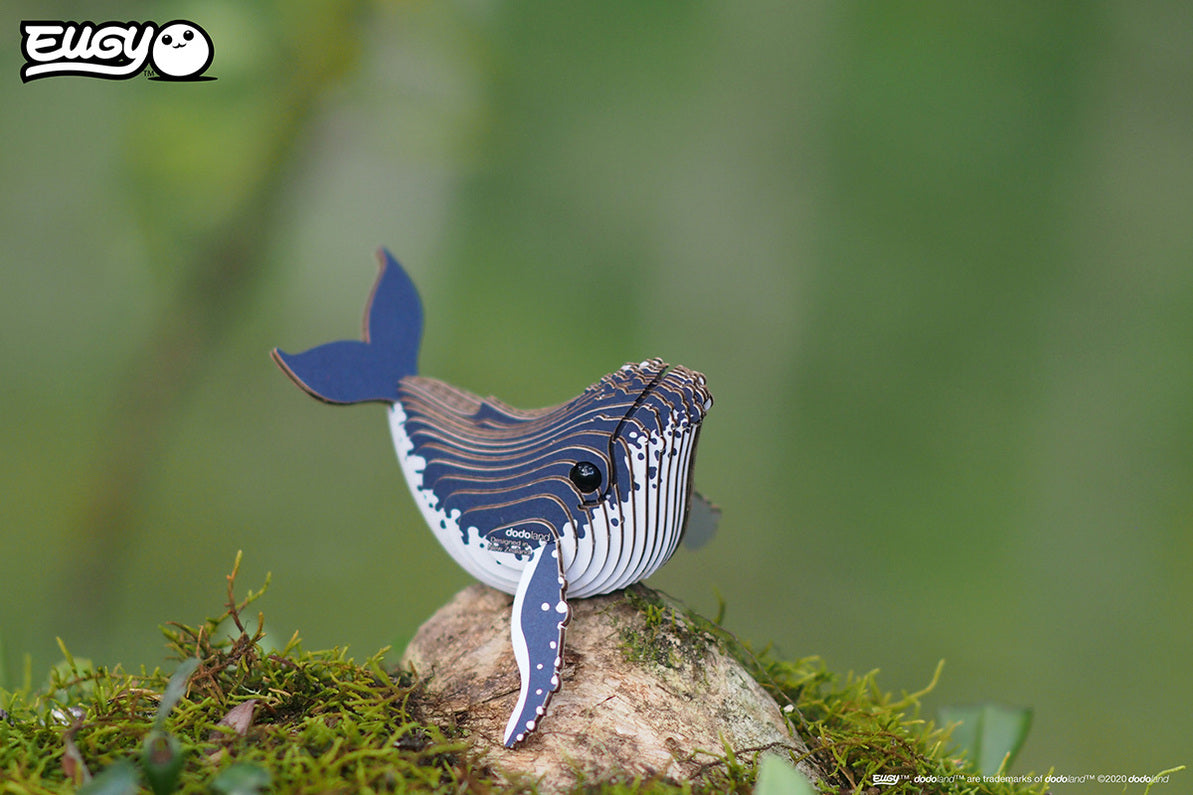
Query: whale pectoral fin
[[682, 490, 721, 550], [504, 535, 569, 748]]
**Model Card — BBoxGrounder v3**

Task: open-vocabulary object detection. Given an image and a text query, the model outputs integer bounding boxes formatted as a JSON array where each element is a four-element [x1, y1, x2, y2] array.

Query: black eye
[[569, 461, 602, 493], [162, 34, 172, 45], [183, 29, 194, 41]]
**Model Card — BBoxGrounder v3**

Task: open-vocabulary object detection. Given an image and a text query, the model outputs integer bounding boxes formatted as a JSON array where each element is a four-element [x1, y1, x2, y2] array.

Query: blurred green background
[[3, 0, 1190, 785]]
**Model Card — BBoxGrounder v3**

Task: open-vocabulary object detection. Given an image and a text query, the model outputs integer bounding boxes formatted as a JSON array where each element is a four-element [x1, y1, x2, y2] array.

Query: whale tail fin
[[272, 248, 423, 404]]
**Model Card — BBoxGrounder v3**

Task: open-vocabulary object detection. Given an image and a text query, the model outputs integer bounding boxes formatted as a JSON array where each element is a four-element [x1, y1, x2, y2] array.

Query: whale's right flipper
[[272, 248, 423, 404]]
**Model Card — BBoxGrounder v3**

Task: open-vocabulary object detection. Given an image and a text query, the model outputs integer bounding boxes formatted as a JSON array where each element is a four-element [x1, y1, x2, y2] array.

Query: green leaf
[[939, 703, 1032, 775], [155, 657, 200, 728], [754, 753, 815, 795], [78, 759, 140, 795], [209, 763, 272, 795], [142, 730, 185, 795]]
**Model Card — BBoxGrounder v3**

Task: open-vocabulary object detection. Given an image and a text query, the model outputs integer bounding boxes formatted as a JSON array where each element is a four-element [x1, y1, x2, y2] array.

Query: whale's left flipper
[[504, 537, 570, 747], [272, 248, 423, 404]]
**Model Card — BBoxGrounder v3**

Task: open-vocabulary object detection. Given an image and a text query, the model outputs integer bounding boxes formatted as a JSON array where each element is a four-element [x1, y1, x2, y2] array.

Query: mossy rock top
[[402, 582, 817, 791]]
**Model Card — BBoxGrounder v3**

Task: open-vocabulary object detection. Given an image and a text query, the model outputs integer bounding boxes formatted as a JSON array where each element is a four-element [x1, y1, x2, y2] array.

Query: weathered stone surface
[[403, 583, 822, 792]]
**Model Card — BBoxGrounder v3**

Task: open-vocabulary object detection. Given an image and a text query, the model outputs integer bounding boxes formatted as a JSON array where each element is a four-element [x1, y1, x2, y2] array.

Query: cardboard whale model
[[272, 249, 715, 746]]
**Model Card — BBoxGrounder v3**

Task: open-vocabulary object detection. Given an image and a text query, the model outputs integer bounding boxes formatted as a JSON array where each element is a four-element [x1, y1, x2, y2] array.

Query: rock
[[402, 583, 822, 792]]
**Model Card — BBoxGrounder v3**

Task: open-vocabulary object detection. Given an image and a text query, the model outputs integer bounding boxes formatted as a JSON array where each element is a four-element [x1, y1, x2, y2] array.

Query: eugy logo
[[20, 20, 215, 82]]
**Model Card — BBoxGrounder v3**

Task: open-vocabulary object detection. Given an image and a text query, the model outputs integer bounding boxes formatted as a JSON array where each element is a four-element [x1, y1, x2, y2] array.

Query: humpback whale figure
[[272, 249, 714, 747]]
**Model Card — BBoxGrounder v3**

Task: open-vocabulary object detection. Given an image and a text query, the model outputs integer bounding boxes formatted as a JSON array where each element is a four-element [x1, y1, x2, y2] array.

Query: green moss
[[618, 587, 717, 671], [618, 585, 1049, 795], [0, 556, 492, 794], [1, 560, 1050, 794]]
